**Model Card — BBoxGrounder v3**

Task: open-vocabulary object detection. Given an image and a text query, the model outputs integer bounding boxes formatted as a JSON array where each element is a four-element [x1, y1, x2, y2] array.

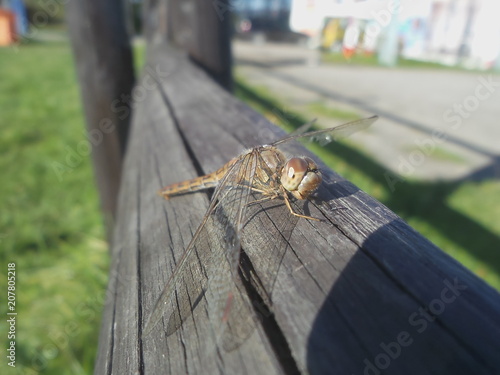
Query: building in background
[[233, 0, 292, 35], [285, 0, 500, 69]]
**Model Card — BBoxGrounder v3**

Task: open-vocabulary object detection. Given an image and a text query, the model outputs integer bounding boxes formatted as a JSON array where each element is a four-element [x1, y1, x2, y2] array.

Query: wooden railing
[[92, 44, 500, 375], [66, 1, 500, 374]]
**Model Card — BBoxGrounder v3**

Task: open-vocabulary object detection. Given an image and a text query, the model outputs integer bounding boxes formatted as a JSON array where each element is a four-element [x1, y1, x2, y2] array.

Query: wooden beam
[[67, 0, 135, 234]]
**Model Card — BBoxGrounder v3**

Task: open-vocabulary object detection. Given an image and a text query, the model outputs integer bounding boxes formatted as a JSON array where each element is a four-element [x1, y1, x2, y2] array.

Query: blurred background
[[0, 0, 499, 373]]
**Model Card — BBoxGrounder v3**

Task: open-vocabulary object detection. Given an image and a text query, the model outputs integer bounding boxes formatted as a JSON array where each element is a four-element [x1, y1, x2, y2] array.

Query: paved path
[[233, 41, 500, 181]]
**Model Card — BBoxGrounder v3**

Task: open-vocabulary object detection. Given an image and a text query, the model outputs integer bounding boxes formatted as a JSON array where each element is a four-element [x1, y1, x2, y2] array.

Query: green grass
[[235, 78, 500, 291], [321, 51, 380, 67], [307, 101, 359, 121], [321, 51, 500, 74], [0, 42, 108, 374], [403, 145, 467, 164]]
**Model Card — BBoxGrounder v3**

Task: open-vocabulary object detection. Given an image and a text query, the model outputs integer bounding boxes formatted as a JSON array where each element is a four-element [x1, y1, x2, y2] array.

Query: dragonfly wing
[[272, 115, 378, 147], [143, 196, 217, 337], [285, 118, 317, 138], [197, 148, 281, 351], [220, 271, 258, 351], [204, 150, 261, 346], [219, 190, 302, 351], [144, 151, 260, 343]]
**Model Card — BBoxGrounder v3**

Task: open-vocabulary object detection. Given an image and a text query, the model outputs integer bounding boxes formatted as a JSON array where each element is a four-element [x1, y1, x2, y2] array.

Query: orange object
[[0, 9, 16, 46], [342, 47, 355, 59]]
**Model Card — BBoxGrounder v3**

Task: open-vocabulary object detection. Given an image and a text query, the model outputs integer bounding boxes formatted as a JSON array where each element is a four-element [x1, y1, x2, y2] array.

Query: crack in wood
[[238, 250, 301, 375]]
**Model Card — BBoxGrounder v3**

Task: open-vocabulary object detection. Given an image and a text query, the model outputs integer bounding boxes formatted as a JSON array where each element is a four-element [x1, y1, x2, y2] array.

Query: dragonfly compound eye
[[286, 157, 322, 200], [281, 158, 309, 192], [296, 167, 322, 199]]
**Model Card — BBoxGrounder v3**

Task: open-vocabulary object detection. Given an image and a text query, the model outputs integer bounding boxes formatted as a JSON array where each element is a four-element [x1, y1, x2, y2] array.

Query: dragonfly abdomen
[[158, 174, 219, 199], [158, 160, 236, 199]]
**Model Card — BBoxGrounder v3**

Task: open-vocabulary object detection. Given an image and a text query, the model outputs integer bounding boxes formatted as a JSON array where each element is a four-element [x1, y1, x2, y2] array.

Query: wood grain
[[94, 43, 500, 375]]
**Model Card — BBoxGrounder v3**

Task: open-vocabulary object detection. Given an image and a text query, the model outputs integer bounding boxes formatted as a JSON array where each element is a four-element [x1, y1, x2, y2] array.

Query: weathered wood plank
[[95, 43, 500, 375], [93, 63, 146, 375]]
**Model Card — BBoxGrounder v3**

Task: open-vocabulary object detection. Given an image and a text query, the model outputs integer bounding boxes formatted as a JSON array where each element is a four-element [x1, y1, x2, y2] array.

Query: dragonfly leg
[[284, 193, 321, 221], [158, 189, 172, 200], [247, 187, 269, 195], [245, 194, 279, 208]]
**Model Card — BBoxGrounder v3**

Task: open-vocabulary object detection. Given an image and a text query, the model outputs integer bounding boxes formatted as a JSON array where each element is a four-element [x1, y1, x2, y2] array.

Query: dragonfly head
[[281, 157, 322, 200]]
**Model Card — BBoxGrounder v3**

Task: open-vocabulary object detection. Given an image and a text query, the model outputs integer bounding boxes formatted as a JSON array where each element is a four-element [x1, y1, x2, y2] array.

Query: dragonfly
[[144, 116, 378, 349]]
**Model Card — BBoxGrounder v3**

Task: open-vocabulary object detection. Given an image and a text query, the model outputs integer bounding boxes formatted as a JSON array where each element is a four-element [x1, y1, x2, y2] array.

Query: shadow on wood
[[307, 221, 500, 374]]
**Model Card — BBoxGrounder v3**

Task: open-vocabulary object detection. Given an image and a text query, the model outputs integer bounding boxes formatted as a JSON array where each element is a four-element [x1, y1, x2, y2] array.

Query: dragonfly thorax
[[280, 157, 322, 200]]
